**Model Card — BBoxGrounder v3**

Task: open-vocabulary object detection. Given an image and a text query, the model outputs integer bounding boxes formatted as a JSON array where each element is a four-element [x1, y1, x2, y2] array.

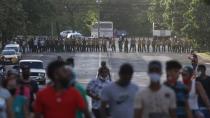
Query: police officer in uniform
[[130, 37, 136, 52], [118, 37, 123, 52], [167, 39, 171, 52], [146, 37, 151, 53], [111, 38, 116, 52], [137, 37, 142, 52], [142, 38, 146, 52], [161, 38, 166, 52], [124, 38, 129, 53]]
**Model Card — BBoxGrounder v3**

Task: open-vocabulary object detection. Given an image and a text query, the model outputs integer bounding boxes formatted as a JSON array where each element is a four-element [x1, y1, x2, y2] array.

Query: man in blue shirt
[[164, 60, 192, 118]]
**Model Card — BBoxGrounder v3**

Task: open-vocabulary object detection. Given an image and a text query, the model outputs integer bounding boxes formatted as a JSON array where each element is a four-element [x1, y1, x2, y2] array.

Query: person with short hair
[[101, 63, 138, 118], [66, 58, 89, 118], [5, 73, 29, 118], [87, 66, 111, 118], [164, 60, 193, 118], [98, 61, 111, 81], [18, 65, 38, 112], [134, 61, 177, 118], [197, 64, 210, 118], [188, 50, 198, 71], [34, 60, 91, 118]]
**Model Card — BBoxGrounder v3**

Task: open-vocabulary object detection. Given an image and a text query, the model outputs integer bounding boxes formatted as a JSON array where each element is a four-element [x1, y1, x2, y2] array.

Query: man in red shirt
[[34, 60, 91, 118]]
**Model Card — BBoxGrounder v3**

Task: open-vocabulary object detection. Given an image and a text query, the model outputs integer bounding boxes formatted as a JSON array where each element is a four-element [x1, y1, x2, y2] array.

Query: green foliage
[[0, 0, 26, 40], [148, 0, 210, 50]]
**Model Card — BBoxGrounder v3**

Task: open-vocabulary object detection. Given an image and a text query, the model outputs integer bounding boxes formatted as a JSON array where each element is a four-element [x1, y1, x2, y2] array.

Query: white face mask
[[197, 71, 201, 76], [149, 73, 161, 82]]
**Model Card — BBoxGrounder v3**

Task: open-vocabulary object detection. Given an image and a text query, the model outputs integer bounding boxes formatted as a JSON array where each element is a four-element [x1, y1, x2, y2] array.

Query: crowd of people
[[0, 57, 210, 118], [12, 36, 192, 54]]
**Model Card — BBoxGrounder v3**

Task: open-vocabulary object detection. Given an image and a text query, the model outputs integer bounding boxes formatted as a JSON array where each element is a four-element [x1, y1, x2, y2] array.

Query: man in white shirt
[[134, 61, 177, 118]]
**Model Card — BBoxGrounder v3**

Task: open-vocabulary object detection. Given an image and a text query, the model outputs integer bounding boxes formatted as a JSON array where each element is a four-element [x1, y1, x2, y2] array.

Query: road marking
[[142, 56, 172, 62], [98, 52, 101, 67]]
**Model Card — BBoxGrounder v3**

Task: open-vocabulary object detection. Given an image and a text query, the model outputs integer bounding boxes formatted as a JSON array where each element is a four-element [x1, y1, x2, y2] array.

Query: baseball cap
[[182, 66, 193, 75]]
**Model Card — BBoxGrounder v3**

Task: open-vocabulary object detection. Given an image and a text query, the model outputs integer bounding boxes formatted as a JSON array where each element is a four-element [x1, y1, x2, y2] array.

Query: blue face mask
[[148, 73, 161, 83]]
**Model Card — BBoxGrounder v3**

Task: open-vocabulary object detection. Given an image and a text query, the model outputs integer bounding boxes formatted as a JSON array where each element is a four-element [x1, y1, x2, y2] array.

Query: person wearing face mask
[[134, 61, 176, 118], [5, 73, 29, 118], [87, 67, 111, 118], [101, 63, 138, 118], [196, 64, 210, 118], [34, 60, 91, 118], [182, 66, 210, 118], [164, 60, 192, 118]]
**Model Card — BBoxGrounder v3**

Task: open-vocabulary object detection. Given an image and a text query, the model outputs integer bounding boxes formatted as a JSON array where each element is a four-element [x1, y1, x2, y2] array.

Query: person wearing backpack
[[18, 65, 38, 112]]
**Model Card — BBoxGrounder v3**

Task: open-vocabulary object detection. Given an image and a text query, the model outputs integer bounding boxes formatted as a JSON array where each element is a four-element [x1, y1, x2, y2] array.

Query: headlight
[[39, 73, 45, 77]]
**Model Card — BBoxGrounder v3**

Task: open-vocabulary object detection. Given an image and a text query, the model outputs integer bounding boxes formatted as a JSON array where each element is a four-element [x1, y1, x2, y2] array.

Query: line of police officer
[[20, 37, 192, 53], [119, 37, 192, 53]]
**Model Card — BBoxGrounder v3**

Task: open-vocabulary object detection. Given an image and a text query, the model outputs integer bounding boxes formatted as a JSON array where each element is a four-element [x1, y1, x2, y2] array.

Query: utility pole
[[51, 22, 54, 38], [96, 0, 102, 38]]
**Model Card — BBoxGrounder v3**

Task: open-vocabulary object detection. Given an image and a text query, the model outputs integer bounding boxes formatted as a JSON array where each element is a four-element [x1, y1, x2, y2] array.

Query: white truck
[[91, 21, 113, 38], [19, 60, 46, 85]]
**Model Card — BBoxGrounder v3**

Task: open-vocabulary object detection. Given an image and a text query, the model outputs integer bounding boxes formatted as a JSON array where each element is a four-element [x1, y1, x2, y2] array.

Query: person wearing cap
[[164, 60, 192, 118], [181, 66, 210, 117], [134, 61, 176, 118]]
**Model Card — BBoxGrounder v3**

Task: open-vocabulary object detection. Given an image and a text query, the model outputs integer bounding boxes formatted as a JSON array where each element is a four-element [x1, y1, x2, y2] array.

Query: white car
[[1, 50, 18, 64], [4, 44, 22, 59], [19, 60, 46, 85]]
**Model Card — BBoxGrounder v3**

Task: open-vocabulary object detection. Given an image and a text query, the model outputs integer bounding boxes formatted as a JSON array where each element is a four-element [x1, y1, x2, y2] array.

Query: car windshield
[[2, 51, 16, 55], [20, 62, 44, 69], [5, 47, 18, 52]]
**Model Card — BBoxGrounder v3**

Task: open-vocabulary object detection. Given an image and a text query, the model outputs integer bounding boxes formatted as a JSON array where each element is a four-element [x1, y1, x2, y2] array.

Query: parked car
[[4, 44, 22, 59], [1, 50, 18, 64], [19, 60, 46, 85]]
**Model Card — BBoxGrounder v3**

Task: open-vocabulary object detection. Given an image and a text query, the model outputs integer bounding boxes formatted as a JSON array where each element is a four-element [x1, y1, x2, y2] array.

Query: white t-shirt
[[134, 85, 176, 118]]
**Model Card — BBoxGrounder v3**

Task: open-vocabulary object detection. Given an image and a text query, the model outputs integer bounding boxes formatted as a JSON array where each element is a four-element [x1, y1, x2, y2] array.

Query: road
[[22, 51, 210, 88]]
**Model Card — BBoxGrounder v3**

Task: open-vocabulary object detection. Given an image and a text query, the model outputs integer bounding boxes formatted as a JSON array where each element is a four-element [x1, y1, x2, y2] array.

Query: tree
[[21, 0, 55, 35], [148, 0, 210, 50], [0, 0, 26, 43], [182, 0, 210, 50]]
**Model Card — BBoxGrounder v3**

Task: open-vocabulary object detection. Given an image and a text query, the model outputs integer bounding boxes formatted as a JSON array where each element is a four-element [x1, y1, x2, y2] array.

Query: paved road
[[22, 52, 210, 88]]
